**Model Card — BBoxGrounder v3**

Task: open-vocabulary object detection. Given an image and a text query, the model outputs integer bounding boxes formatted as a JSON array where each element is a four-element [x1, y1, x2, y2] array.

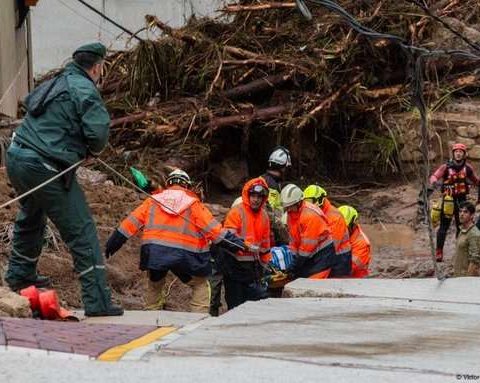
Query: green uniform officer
[[5, 43, 123, 317]]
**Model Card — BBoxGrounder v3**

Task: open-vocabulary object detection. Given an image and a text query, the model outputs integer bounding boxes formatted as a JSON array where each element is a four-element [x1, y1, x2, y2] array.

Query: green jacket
[[15, 62, 110, 167], [454, 224, 480, 276]]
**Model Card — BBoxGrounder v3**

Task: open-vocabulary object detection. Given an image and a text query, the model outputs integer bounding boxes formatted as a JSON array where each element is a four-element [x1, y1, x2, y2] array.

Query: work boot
[[144, 278, 166, 310], [435, 249, 443, 262], [84, 304, 124, 317], [6, 274, 52, 291]]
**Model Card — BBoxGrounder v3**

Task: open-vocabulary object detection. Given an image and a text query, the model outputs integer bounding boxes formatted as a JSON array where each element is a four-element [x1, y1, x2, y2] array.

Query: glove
[[105, 230, 127, 259], [130, 167, 158, 193], [467, 262, 480, 277], [220, 231, 246, 252], [285, 269, 296, 281]]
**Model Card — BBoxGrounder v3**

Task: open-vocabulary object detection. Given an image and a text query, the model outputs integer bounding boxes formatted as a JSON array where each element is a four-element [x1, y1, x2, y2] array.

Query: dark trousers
[[5, 144, 112, 313], [209, 261, 224, 316], [436, 196, 464, 251], [223, 277, 268, 310]]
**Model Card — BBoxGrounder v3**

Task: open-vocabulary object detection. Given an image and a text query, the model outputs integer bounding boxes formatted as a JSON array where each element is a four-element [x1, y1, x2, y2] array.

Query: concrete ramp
[[153, 297, 480, 380], [284, 277, 480, 305]]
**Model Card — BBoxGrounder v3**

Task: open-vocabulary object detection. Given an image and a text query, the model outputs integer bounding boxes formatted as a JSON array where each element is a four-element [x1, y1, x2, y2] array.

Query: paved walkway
[[0, 317, 160, 358]]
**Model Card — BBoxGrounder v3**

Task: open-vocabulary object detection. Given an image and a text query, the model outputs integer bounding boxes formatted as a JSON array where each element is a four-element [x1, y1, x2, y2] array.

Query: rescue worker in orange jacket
[[338, 206, 371, 278], [303, 185, 352, 277], [280, 184, 342, 279], [104, 169, 244, 313], [429, 143, 480, 262], [217, 178, 271, 309]]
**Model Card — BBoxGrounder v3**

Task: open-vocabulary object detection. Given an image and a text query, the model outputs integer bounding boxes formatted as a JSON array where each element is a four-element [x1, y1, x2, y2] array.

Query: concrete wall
[[31, 0, 225, 75], [0, 0, 30, 117]]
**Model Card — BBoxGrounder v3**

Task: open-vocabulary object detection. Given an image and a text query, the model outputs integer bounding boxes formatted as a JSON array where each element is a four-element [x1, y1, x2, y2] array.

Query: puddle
[[362, 224, 415, 250]]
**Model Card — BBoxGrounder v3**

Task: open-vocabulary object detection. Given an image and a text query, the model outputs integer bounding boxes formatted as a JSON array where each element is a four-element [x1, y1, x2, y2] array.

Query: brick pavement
[[0, 317, 158, 358]]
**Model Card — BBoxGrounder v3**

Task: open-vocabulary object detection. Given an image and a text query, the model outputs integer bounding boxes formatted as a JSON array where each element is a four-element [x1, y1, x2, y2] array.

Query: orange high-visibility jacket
[[322, 198, 352, 256], [224, 178, 271, 264], [119, 185, 225, 253], [287, 201, 333, 258], [350, 224, 371, 278]]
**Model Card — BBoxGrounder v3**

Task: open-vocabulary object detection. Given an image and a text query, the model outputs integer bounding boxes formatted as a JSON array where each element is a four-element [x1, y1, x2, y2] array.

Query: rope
[[0, 159, 84, 209], [95, 158, 245, 251], [413, 55, 444, 280]]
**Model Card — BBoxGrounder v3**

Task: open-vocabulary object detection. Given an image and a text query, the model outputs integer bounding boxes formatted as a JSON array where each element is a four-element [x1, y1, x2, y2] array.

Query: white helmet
[[166, 169, 191, 187], [280, 184, 303, 208], [268, 146, 291, 168]]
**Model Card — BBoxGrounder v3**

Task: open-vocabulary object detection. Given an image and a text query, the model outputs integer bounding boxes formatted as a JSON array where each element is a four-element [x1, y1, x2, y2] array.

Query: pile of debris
[[91, 0, 480, 184]]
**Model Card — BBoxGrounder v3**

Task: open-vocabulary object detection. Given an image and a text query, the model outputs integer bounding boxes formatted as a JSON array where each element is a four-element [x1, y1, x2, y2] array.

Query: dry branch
[[298, 74, 362, 129], [223, 2, 296, 12]]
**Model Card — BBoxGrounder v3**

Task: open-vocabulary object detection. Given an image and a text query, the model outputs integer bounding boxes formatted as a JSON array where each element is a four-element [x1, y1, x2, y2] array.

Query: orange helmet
[[452, 143, 467, 153]]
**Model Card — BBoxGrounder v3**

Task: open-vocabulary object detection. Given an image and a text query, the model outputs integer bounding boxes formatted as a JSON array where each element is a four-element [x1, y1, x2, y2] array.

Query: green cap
[[73, 42, 107, 59]]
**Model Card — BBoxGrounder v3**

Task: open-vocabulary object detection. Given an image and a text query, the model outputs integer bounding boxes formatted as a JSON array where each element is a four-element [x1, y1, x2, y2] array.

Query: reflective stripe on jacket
[[322, 198, 351, 256], [350, 225, 371, 278], [224, 178, 271, 264], [119, 185, 225, 254], [287, 201, 333, 258]]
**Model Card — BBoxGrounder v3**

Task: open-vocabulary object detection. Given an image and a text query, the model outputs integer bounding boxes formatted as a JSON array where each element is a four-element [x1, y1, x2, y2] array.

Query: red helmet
[[452, 143, 467, 153]]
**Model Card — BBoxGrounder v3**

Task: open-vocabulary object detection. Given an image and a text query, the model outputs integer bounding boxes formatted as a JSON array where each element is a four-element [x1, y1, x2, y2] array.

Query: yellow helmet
[[338, 205, 359, 227], [303, 185, 327, 205]]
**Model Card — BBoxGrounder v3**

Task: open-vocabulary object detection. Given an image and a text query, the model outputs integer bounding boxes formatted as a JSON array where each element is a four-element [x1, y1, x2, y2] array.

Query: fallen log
[[207, 104, 291, 130], [222, 72, 293, 100], [223, 59, 309, 72], [110, 112, 148, 128]]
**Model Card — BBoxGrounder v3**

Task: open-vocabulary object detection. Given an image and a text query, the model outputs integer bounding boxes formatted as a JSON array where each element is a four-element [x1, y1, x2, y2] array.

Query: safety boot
[[6, 274, 52, 291], [435, 249, 443, 262], [187, 276, 210, 314], [144, 278, 166, 310], [85, 304, 124, 317]]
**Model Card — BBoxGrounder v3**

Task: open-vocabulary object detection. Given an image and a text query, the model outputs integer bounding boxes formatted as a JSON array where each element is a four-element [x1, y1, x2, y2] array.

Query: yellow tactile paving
[[98, 327, 177, 362]]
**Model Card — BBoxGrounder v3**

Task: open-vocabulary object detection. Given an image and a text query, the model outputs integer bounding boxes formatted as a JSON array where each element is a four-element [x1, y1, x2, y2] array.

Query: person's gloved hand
[[105, 230, 128, 259], [130, 167, 159, 193], [221, 231, 245, 252]]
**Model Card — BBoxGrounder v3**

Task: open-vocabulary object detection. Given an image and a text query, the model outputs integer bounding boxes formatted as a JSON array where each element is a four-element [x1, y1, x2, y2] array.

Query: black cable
[[75, 0, 143, 42], [306, 0, 480, 60]]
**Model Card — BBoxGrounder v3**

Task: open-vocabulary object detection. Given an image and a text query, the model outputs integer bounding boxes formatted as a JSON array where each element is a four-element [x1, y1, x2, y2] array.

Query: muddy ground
[[0, 167, 458, 312]]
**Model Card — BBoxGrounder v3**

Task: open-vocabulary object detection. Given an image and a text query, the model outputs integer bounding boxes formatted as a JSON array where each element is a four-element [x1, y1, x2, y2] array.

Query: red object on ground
[[20, 286, 77, 321], [19, 286, 41, 311], [38, 290, 76, 320]]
